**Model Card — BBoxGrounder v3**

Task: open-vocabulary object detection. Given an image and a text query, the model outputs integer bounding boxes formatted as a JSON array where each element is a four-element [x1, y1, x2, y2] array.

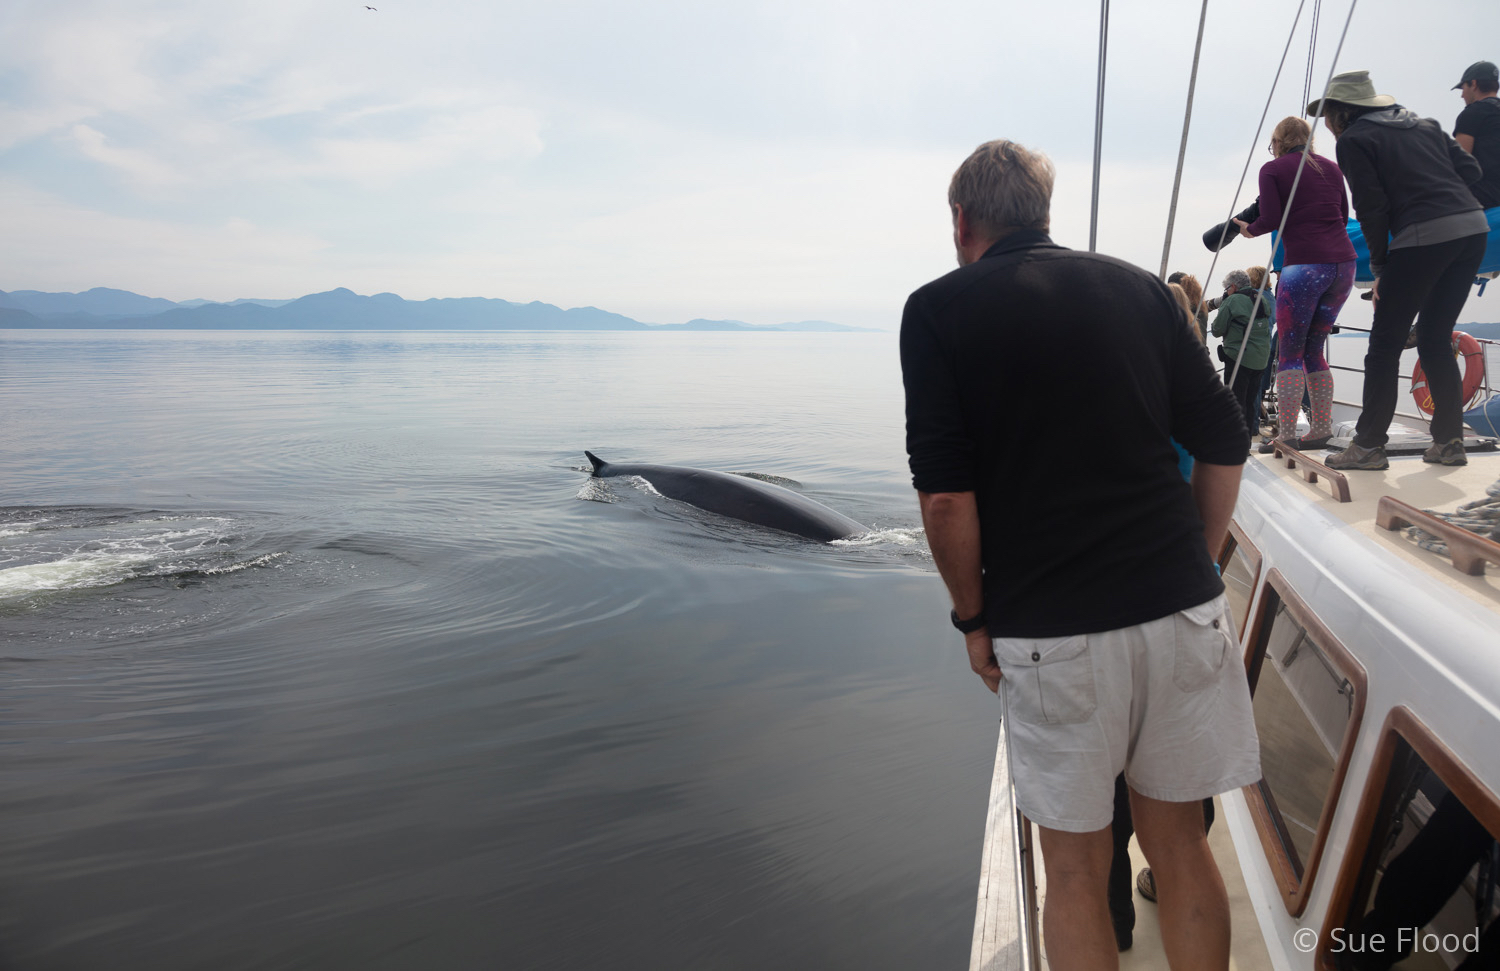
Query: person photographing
[[1232, 117, 1357, 452]]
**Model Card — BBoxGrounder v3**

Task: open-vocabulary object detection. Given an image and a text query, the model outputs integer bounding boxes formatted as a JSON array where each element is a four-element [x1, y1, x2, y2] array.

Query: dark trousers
[[1352, 792, 1498, 970], [1354, 233, 1488, 449], [1226, 360, 1265, 438], [1257, 333, 1277, 427]]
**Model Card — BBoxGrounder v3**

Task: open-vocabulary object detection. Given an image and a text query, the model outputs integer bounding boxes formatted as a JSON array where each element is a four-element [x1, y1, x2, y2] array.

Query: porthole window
[[1243, 570, 1367, 916]]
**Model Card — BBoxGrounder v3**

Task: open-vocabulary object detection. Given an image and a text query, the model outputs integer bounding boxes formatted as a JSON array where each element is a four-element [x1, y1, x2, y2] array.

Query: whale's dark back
[[584, 451, 866, 542]]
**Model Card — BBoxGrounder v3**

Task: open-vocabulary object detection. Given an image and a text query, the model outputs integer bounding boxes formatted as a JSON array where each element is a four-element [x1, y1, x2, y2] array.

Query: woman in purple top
[[1235, 116, 1358, 450]]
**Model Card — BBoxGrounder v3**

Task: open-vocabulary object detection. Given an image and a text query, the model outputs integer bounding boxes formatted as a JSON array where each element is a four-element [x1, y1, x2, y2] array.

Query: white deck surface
[[1249, 445, 1500, 611]]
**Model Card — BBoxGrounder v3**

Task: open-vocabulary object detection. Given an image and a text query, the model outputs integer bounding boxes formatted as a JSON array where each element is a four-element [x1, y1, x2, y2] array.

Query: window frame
[[1217, 520, 1263, 638], [1316, 706, 1500, 970], [1240, 568, 1368, 917]]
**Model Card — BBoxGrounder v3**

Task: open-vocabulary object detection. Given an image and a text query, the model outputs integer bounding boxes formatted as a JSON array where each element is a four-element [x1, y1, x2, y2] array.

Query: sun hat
[[1452, 61, 1499, 90], [1306, 70, 1397, 115]]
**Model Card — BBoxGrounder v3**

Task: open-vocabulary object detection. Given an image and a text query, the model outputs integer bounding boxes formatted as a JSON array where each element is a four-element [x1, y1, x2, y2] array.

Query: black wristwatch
[[950, 609, 987, 634]]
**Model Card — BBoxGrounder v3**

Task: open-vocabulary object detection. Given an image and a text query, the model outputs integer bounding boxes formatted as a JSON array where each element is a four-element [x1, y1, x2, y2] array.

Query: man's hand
[[917, 490, 995, 693], [966, 628, 1001, 694], [1233, 217, 1252, 238]]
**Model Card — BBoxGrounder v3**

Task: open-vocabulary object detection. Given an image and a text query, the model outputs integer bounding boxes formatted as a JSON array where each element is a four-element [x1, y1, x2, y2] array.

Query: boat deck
[[1247, 441, 1500, 611], [971, 435, 1500, 971]]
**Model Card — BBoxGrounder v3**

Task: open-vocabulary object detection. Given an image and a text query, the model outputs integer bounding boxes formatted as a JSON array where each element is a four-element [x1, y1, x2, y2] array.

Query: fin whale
[[585, 451, 867, 542]]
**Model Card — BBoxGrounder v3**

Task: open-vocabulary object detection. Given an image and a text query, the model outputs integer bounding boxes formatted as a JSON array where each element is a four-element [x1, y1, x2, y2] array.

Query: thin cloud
[[0, 178, 332, 298], [0, 0, 1494, 326], [69, 124, 179, 187]]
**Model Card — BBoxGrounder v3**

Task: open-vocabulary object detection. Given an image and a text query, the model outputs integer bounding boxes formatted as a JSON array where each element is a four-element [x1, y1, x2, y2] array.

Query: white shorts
[[993, 594, 1262, 833]]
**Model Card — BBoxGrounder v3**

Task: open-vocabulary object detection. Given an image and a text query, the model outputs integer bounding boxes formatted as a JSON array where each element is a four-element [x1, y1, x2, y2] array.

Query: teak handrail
[[1375, 496, 1500, 577], [1272, 442, 1352, 503]]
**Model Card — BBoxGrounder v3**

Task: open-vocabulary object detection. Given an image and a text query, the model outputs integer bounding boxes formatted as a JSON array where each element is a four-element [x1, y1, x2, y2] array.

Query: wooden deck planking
[[970, 719, 1028, 971]]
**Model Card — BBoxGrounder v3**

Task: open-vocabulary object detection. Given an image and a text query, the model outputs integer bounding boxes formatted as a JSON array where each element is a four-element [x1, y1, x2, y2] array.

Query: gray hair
[[1223, 269, 1251, 291], [948, 140, 1055, 237]]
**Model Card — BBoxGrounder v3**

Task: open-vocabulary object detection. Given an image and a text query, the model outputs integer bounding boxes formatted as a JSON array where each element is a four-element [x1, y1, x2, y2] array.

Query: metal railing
[[970, 711, 1042, 971], [1285, 325, 1498, 430]]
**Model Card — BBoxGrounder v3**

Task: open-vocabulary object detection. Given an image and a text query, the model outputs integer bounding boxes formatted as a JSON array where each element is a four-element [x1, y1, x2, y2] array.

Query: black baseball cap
[[1453, 61, 1499, 90]]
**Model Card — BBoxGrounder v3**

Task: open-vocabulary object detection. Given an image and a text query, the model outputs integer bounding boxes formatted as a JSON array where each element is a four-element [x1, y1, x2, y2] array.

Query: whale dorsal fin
[[584, 450, 606, 476]]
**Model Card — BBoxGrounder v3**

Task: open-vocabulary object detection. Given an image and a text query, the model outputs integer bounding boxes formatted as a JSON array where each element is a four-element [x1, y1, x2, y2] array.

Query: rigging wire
[[1302, 0, 1322, 119], [1089, 0, 1109, 252], [1198, 0, 1309, 299], [1227, 0, 1360, 391], [1159, 0, 1212, 280]]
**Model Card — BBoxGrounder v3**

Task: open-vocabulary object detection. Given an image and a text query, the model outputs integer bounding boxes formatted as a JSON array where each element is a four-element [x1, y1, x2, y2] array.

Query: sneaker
[[1423, 438, 1468, 466], [1136, 867, 1157, 903], [1326, 442, 1389, 471], [1294, 435, 1331, 451], [1248, 438, 1296, 459]]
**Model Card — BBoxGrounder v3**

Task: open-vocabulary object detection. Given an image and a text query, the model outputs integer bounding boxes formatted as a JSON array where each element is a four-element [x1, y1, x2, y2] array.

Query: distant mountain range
[[1454, 320, 1500, 340], [0, 287, 876, 332]]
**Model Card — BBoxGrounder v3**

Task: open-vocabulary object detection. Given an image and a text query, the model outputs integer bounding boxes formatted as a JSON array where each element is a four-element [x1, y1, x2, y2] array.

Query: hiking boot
[[1326, 443, 1389, 471], [1423, 438, 1468, 466]]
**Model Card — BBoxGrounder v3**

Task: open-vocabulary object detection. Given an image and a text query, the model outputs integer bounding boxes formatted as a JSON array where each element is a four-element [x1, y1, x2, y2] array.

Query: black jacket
[[901, 231, 1245, 637], [1334, 106, 1484, 274]]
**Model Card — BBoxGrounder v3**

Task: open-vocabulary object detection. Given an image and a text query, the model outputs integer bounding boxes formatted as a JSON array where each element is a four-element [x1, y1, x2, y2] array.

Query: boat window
[[1217, 523, 1261, 638], [1318, 708, 1500, 971], [1243, 570, 1366, 916]]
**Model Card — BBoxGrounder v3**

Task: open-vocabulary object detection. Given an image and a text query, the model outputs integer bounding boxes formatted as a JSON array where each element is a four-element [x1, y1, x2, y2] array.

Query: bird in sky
[[364, 5, 377, 9]]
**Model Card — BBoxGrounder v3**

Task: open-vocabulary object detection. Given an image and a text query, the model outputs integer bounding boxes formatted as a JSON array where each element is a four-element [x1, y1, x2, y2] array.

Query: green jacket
[[1211, 289, 1273, 372]]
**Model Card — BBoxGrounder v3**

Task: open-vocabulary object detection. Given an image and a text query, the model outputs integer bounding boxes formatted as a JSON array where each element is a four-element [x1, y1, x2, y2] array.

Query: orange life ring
[[1410, 330, 1486, 415]]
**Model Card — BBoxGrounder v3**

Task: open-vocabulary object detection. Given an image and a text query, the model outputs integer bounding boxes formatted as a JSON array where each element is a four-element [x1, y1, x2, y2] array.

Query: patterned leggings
[[1272, 260, 1355, 441], [1275, 260, 1356, 372]]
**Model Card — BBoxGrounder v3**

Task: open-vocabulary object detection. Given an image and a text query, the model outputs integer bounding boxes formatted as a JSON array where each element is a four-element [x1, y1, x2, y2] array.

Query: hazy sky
[[1, 0, 1493, 327]]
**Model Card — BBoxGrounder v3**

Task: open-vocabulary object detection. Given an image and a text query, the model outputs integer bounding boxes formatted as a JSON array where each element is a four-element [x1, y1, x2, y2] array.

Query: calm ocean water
[[0, 330, 999, 970]]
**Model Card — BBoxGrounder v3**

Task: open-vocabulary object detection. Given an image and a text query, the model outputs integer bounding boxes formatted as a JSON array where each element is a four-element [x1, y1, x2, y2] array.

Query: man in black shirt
[[1454, 60, 1500, 208], [901, 140, 1259, 970]]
